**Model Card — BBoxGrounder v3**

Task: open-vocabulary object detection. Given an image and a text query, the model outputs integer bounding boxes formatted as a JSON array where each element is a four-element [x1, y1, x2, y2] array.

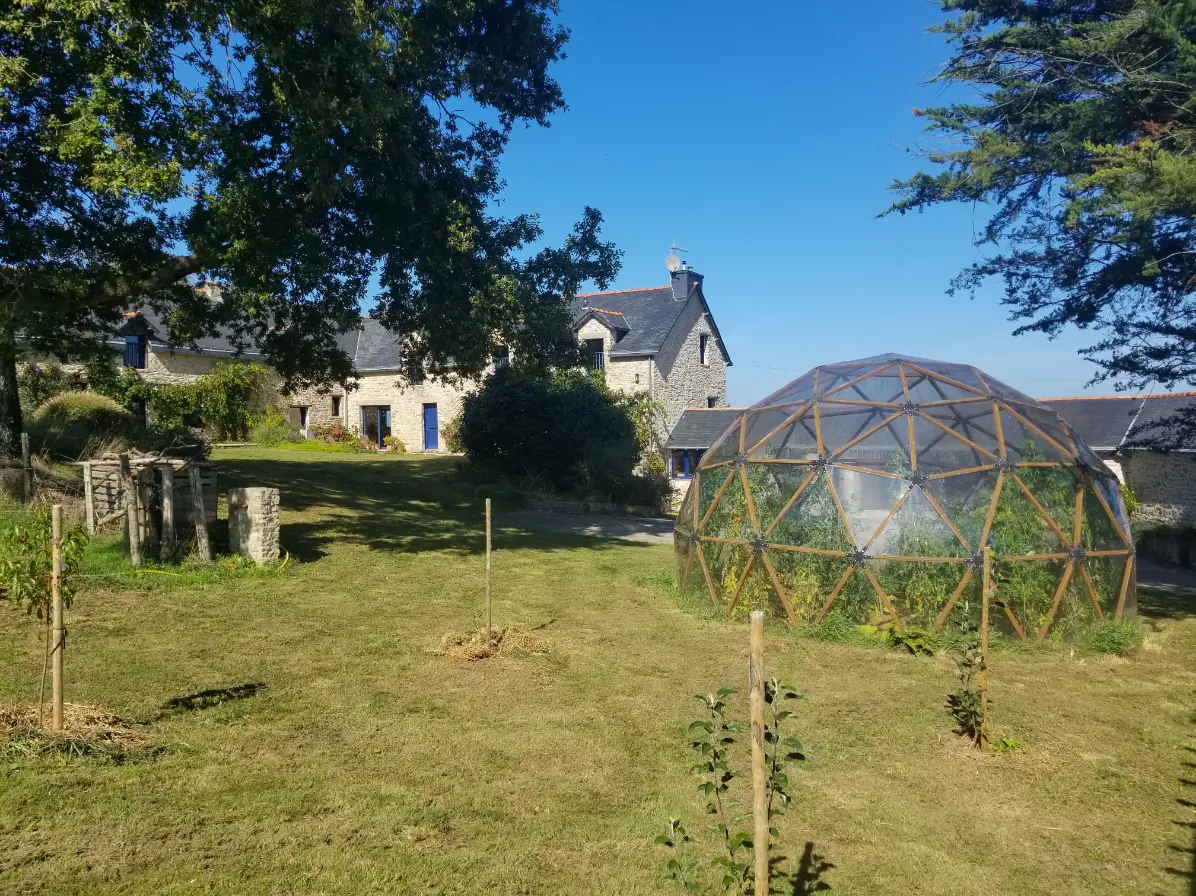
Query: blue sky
[[492, 0, 1110, 405]]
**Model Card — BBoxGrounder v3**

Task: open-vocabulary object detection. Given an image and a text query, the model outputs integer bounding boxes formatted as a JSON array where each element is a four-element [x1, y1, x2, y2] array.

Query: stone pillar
[[227, 487, 281, 564]]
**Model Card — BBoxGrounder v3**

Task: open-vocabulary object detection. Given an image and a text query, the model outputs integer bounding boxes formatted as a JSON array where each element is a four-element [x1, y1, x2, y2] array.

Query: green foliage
[[442, 410, 465, 454], [382, 435, 406, 453], [658, 681, 806, 893], [1120, 482, 1140, 517], [1080, 618, 1145, 655], [458, 367, 667, 508], [28, 392, 134, 458], [885, 627, 937, 657], [946, 605, 985, 747], [249, 406, 302, 447], [309, 423, 364, 449], [990, 735, 1021, 753], [86, 356, 270, 442], [808, 611, 862, 644], [887, 1, 1196, 394], [0, 0, 619, 457], [17, 363, 70, 411], [0, 505, 88, 620]]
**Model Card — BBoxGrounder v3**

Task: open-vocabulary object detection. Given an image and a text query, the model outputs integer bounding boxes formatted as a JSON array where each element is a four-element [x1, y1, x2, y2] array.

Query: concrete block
[[227, 487, 281, 564]]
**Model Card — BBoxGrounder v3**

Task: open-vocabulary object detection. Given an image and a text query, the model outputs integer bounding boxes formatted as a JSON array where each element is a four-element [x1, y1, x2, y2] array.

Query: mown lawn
[[1, 449, 1194, 895]]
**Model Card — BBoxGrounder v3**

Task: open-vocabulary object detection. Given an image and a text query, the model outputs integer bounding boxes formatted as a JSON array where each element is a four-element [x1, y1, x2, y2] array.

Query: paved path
[[498, 510, 673, 544]]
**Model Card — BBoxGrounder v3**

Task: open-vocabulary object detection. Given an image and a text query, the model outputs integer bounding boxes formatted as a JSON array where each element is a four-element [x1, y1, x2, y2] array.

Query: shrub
[[310, 422, 362, 447], [1080, 618, 1144, 655], [29, 394, 134, 459], [382, 434, 406, 452], [442, 411, 464, 453], [249, 406, 301, 446], [457, 368, 646, 502]]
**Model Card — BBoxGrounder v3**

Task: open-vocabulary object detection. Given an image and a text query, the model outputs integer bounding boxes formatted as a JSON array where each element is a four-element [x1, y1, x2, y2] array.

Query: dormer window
[[124, 334, 147, 369]]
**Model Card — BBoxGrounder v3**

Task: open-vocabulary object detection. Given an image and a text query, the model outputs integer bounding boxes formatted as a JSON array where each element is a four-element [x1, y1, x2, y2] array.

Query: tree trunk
[[0, 336, 23, 458]]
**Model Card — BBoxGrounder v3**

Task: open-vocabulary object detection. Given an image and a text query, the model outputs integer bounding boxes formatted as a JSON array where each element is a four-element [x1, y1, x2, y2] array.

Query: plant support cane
[[980, 546, 992, 751], [749, 610, 769, 896], [51, 504, 64, 731], [485, 498, 493, 646]]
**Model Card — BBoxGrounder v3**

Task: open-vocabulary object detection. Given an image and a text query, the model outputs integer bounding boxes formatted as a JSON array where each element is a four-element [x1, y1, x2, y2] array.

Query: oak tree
[[0, 0, 618, 455]]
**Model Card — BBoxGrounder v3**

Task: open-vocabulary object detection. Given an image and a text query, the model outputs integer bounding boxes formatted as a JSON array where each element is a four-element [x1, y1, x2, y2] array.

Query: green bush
[[1079, 618, 1144, 655], [458, 368, 662, 506], [249, 407, 301, 447], [28, 393, 133, 458]]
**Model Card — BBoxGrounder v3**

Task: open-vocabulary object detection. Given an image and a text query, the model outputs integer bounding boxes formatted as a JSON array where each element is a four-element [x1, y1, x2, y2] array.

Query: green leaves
[[659, 678, 809, 893], [0, 506, 88, 620]]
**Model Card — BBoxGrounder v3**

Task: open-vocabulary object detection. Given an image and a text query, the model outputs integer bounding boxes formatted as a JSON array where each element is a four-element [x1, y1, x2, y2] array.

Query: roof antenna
[[666, 243, 689, 274]]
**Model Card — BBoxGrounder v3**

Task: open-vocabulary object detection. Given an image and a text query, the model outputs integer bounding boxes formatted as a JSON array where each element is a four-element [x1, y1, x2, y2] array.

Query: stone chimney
[[670, 268, 704, 302]]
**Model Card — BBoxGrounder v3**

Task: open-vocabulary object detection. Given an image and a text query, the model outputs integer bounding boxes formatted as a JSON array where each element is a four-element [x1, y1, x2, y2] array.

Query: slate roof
[[1044, 392, 1196, 451], [113, 309, 404, 372], [665, 408, 745, 450], [568, 284, 732, 363]]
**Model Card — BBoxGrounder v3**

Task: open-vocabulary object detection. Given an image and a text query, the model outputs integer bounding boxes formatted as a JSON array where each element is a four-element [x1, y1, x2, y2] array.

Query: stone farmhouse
[[100, 266, 732, 455]]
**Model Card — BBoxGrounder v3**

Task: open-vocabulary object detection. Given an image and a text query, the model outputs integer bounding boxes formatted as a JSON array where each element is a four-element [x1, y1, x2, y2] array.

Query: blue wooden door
[[423, 404, 439, 450]]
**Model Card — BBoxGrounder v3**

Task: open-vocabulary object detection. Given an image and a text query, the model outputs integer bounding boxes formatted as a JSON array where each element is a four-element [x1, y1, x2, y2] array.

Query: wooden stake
[[485, 497, 493, 645], [51, 504, 64, 731], [118, 453, 143, 567], [20, 431, 31, 502], [979, 546, 991, 752], [83, 461, 95, 535], [189, 465, 211, 562], [159, 463, 175, 560], [749, 610, 769, 896]]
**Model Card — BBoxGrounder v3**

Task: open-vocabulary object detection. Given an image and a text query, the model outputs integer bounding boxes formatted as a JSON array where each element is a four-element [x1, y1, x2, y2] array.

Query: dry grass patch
[[436, 624, 549, 660], [0, 702, 158, 763]]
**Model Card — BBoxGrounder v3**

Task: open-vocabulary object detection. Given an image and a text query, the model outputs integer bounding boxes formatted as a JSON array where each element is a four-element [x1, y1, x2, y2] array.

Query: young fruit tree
[[0, 1, 620, 456], [886, 1, 1196, 441]]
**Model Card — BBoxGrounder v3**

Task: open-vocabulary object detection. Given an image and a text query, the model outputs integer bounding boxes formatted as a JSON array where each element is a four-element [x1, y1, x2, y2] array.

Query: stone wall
[[344, 372, 478, 452], [285, 384, 348, 430], [142, 351, 221, 385], [1122, 451, 1196, 528], [653, 297, 729, 436]]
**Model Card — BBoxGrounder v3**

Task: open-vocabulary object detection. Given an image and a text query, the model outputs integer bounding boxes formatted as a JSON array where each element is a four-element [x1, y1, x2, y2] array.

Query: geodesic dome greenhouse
[[674, 355, 1136, 640]]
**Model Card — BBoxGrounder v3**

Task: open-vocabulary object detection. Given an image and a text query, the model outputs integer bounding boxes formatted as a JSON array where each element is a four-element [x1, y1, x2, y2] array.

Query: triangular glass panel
[[1081, 477, 1130, 551], [749, 464, 819, 534], [901, 367, 986, 401], [768, 470, 854, 553], [830, 373, 905, 405], [839, 566, 889, 626], [742, 407, 801, 454], [767, 549, 852, 624], [826, 465, 907, 549], [921, 470, 999, 553], [916, 405, 1002, 461], [757, 371, 817, 407], [694, 467, 732, 533], [995, 557, 1068, 639], [995, 406, 1071, 464], [752, 413, 820, 461], [829, 414, 911, 473], [698, 537, 740, 600], [1009, 466, 1079, 547], [675, 483, 696, 535], [728, 554, 786, 621], [700, 467, 754, 540], [915, 365, 990, 399], [866, 485, 970, 559], [989, 480, 1067, 556], [674, 528, 693, 583], [818, 405, 892, 456], [979, 372, 1035, 404], [701, 417, 744, 468], [1083, 554, 1129, 617], [1046, 563, 1099, 641], [870, 558, 970, 630], [910, 415, 988, 473], [1008, 401, 1079, 460]]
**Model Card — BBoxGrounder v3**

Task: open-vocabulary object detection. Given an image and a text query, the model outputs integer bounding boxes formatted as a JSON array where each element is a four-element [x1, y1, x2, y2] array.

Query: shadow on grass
[[1167, 724, 1196, 896], [1138, 585, 1196, 623], [785, 841, 834, 894], [153, 682, 265, 720], [217, 454, 662, 560]]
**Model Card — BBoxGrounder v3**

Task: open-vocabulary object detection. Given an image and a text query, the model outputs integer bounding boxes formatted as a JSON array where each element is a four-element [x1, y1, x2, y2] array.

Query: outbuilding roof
[[1045, 392, 1196, 451], [664, 408, 744, 450]]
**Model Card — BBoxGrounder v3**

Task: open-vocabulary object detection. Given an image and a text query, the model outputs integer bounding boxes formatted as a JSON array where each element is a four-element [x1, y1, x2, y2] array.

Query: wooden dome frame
[[674, 356, 1136, 640]]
